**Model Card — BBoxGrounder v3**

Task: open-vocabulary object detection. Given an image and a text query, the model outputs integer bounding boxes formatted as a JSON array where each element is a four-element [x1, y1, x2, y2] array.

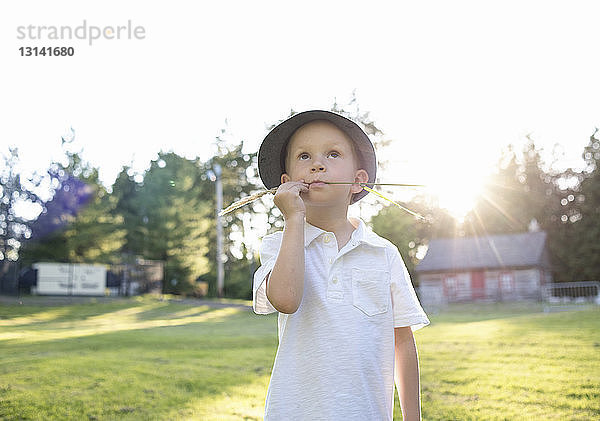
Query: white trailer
[[32, 263, 107, 296]]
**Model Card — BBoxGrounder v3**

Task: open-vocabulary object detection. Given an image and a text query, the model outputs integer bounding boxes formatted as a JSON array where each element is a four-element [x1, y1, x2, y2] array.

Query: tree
[[568, 130, 600, 280], [111, 167, 146, 258], [370, 196, 457, 283], [110, 140, 264, 297], [463, 139, 560, 237], [371, 205, 420, 278], [463, 146, 526, 236], [205, 138, 262, 298], [0, 148, 42, 278], [132, 152, 212, 294], [21, 138, 125, 266], [459, 133, 600, 282]]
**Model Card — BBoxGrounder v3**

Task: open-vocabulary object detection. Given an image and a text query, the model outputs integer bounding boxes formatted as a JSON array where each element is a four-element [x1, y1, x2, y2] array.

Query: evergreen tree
[[111, 167, 145, 257], [570, 130, 600, 280], [134, 152, 212, 294], [539, 166, 580, 281]]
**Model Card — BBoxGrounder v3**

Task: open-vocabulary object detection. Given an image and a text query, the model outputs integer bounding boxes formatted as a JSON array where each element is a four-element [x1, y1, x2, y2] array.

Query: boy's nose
[[311, 165, 325, 173]]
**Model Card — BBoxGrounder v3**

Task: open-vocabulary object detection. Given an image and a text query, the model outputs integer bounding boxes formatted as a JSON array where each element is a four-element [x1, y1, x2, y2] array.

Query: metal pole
[[214, 164, 224, 297]]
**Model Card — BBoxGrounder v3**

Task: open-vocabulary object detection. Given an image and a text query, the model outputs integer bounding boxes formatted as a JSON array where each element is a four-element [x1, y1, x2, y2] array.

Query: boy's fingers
[[278, 181, 308, 194], [292, 181, 308, 190]]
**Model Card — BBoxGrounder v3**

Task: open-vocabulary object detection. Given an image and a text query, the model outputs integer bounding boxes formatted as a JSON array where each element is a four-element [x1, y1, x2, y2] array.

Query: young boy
[[253, 110, 429, 421]]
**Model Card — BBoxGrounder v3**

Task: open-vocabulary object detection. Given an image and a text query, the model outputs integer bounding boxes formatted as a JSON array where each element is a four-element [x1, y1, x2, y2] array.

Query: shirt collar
[[303, 218, 387, 248], [304, 222, 326, 247]]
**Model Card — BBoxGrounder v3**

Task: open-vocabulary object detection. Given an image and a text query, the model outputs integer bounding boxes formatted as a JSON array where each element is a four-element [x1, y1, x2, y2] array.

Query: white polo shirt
[[253, 218, 429, 421]]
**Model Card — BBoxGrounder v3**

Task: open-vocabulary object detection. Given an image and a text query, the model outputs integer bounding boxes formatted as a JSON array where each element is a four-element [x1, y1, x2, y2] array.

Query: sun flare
[[425, 171, 486, 221]]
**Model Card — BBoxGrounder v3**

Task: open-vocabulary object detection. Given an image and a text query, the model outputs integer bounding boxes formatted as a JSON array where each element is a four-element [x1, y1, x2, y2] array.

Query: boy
[[253, 110, 429, 420]]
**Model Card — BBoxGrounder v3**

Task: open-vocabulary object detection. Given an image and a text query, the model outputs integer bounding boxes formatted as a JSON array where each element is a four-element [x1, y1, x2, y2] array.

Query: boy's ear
[[350, 169, 369, 194], [281, 173, 291, 184]]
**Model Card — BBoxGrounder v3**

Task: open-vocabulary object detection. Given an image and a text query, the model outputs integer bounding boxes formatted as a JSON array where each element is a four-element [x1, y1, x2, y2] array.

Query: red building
[[416, 231, 552, 306]]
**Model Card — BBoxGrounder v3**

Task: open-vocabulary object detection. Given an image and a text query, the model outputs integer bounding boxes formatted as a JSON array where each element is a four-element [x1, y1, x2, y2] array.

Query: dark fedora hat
[[258, 110, 377, 203]]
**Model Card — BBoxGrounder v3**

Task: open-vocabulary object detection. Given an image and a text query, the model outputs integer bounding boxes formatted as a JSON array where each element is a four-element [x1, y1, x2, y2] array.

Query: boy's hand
[[274, 181, 308, 220]]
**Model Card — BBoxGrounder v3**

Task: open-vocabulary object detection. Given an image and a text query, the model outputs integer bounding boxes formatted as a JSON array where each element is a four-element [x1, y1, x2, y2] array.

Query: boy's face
[[281, 120, 368, 206]]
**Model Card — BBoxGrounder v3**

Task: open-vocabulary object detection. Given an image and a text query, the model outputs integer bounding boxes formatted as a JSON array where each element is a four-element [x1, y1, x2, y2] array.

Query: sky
[[2, 0, 600, 219]]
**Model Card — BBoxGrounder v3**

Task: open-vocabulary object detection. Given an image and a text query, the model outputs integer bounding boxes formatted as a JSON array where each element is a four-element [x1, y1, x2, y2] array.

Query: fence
[[542, 281, 600, 312], [109, 259, 164, 296]]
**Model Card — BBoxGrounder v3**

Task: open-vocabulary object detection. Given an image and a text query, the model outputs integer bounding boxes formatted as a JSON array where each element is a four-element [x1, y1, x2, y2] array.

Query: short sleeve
[[252, 232, 283, 315], [388, 246, 430, 331]]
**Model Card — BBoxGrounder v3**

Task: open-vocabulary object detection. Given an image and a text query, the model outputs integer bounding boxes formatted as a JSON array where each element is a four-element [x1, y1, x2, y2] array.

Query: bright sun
[[425, 170, 486, 221]]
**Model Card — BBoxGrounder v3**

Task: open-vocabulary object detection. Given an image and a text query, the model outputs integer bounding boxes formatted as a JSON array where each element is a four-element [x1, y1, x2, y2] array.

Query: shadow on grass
[[0, 300, 137, 326], [0, 308, 279, 420], [0, 305, 249, 344], [0, 296, 257, 344], [0, 296, 251, 329]]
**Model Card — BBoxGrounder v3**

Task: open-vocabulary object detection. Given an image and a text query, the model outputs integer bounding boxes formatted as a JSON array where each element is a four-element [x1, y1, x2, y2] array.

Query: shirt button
[[332, 278, 338, 284], [323, 235, 331, 243], [328, 258, 334, 264]]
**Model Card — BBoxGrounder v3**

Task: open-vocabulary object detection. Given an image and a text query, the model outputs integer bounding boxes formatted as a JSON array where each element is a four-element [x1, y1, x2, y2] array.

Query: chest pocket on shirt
[[351, 268, 390, 316]]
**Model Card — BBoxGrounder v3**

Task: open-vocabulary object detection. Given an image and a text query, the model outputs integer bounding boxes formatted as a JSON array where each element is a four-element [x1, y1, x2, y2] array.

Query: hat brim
[[258, 110, 377, 204]]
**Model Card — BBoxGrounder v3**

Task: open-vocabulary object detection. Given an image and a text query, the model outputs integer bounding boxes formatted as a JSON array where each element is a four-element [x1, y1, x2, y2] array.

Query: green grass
[[0, 297, 598, 420], [418, 303, 600, 420]]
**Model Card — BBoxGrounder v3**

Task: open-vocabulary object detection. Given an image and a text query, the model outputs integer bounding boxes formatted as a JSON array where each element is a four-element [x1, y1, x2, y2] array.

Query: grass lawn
[[0, 297, 598, 420]]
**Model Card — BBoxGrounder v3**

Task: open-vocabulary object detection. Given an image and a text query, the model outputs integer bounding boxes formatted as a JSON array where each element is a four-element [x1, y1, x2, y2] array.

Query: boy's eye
[[328, 151, 340, 158], [298, 153, 310, 160]]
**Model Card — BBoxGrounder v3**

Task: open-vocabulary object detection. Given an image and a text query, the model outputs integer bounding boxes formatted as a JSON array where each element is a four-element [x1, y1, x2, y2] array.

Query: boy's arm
[[266, 181, 308, 314], [394, 326, 421, 421]]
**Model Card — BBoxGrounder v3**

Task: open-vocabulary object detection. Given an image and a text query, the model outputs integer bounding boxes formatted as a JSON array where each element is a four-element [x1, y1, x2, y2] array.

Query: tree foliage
[[562, 130, 600, 280], [371, 206, 420, 279], [461, 135, 600, 281], [370, 197, 457, 283], [109, 138, 263, 297], [371, 131, 600, 283], [21, 143, 125, 266], [0, 148, 42, 269], [14, 106, 600, 297], [111, 152, 213, 294], [463, 142, 549, 236], [204, 137, 263, 297]]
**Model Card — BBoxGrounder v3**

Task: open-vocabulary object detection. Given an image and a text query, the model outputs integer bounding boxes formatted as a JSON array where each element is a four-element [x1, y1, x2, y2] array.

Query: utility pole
[[208, 163, 224, 297]]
